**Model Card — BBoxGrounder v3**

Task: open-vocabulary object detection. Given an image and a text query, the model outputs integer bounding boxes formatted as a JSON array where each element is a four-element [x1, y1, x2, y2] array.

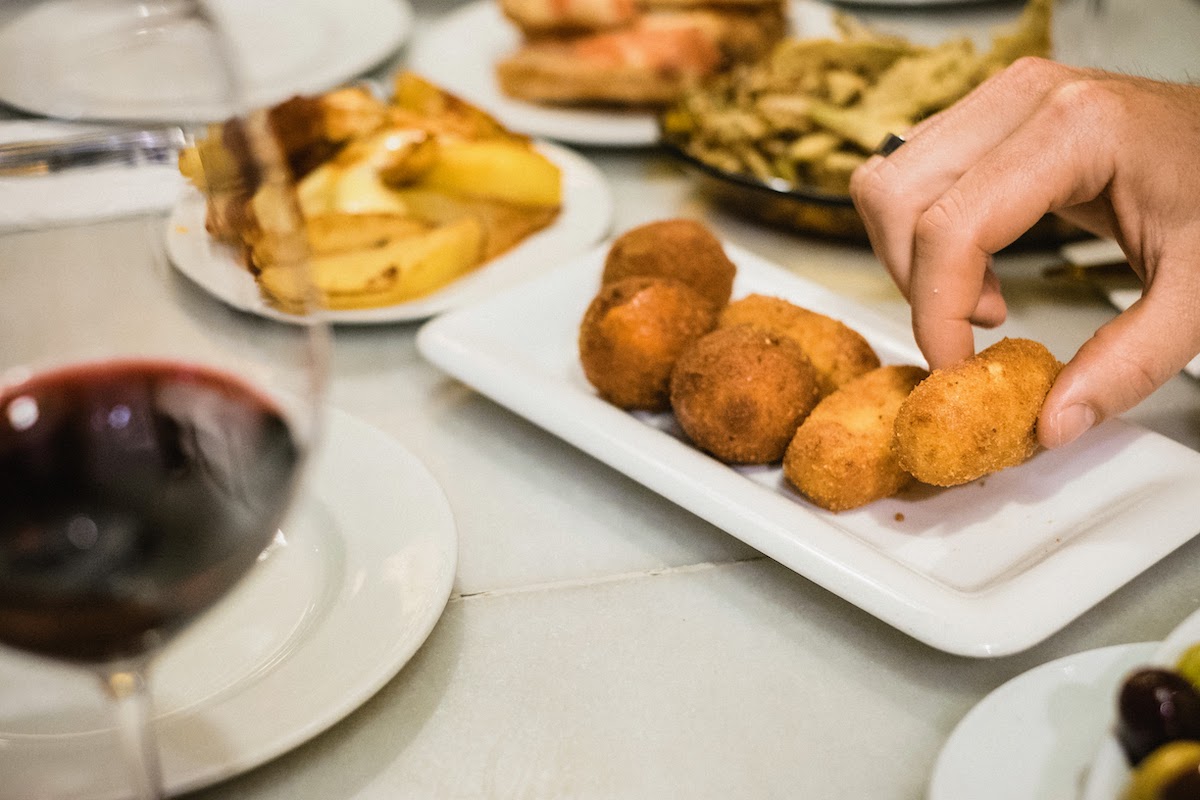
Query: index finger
[[906, 84, 1115, 368], [850, 58, 1080, 297]]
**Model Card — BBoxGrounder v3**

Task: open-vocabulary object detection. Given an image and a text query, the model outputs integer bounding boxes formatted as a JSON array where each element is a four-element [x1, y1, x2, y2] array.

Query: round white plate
[[1082, 608, 1200, 799], [407, 0, 659, 147], [166, 140, 613, 324], [0, 407, 457, 798], [828, 0, 999, 7], [929, 642, 1156, 800], [0, 0, 412, 122]]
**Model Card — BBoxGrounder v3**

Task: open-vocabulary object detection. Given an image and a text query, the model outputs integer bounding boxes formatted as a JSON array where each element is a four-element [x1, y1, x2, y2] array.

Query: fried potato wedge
[[416, 139, 563, 208], [304, 212, 431, 256], [394, 188, 558, 260], [258, 216, 485, 310], [391, 72, 524, 143]]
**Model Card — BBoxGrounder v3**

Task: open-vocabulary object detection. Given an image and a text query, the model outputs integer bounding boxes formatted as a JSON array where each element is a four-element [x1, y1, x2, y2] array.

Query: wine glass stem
[[101, 667, 165, 800]]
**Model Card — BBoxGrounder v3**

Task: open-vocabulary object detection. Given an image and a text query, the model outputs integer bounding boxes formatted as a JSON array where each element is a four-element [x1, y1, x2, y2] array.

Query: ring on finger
[[875, 133, 906, 157]]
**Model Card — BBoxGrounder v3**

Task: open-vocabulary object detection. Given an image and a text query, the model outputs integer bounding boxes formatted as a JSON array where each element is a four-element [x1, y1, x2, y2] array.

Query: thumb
[[1039, 286, 1200, 448]]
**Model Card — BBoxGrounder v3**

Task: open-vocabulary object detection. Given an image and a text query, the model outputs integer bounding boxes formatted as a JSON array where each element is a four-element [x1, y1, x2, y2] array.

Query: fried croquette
[[602, 218, 737, 308], [669, 325, 821, 464], [718, 294, 880, 398], [783, 365, 929, 512], [893, 338, 1063, 487], [579, 276, 719, 411]]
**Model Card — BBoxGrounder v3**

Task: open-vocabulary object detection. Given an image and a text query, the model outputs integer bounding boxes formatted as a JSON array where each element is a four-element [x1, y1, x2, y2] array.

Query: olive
[[1124, 740, 1200, 800], [1176, 643, 1200, 692], [1117, 668, 1200, 766]]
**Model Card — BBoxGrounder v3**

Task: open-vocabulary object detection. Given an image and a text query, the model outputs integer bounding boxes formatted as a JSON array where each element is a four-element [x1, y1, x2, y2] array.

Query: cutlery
[[1044, 238, 1140, 286], [0, 125, 187, 176]]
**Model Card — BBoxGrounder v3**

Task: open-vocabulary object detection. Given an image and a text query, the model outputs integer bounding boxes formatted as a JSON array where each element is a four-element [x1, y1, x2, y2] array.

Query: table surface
[[5, 0, 1200, 797]]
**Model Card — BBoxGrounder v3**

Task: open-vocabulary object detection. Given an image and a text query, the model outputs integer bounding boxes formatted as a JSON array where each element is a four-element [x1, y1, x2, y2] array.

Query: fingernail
[[1049, 404, 1096, 448]]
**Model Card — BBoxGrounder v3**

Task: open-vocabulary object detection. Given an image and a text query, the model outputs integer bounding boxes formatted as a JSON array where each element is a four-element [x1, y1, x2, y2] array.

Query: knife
[[1042, 237, 1141, 287], [0, 125, 189, 177]]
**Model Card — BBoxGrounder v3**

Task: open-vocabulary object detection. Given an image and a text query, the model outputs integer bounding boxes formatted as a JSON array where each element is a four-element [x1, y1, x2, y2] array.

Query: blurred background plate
[[660, 136, 866, 240], [0, 0, 413, 121], [660, 136, 1079, 244]]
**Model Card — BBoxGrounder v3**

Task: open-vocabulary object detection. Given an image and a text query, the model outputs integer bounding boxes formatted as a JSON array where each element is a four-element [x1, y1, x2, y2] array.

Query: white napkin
[[0, 120, 184, 231], [1058, 238, 1200, 379]]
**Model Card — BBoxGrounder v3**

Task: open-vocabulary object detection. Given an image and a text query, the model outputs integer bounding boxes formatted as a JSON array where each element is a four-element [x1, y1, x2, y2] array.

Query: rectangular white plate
[[416, 242, 1200, 657]]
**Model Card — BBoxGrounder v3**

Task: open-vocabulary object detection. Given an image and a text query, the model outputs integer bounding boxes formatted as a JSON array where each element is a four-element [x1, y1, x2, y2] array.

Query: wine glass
[[0, 1, 328, 797]]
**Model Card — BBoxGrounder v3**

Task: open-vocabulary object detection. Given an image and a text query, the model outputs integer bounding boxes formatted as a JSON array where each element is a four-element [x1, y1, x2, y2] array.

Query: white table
[[6, 0, 1200, 797]]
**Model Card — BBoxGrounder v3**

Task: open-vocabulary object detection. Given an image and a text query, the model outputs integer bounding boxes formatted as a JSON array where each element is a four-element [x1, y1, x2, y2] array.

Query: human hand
[[849, 56, 1200, 448]]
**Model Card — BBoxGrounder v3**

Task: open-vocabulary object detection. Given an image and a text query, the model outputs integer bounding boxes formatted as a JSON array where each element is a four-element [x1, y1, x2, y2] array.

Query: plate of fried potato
[[166, 141, 610, 323], [165, 74, 613, 324], [416, 236, 1200, 658]]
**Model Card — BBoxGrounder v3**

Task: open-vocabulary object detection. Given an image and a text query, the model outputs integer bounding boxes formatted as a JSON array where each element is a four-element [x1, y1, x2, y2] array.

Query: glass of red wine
[[0, 1, 328, 797]]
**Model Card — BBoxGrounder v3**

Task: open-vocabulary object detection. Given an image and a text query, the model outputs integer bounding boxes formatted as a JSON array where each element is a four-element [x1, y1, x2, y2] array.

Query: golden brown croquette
[[602, 218, 737, 308], [579, 276, 719, 411], [718, 294, 880, 398], [893, 338, 1063, 487], [669, 325, 821, 464], [783, 364, 929, 512]]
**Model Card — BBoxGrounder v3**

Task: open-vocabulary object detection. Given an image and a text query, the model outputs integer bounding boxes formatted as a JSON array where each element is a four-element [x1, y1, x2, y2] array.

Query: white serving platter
[[416, 240, 1200, 657]]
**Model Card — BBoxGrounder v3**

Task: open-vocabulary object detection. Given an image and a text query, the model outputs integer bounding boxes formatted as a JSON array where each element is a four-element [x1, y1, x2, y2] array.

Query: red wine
[[0, 360, 301, 663]]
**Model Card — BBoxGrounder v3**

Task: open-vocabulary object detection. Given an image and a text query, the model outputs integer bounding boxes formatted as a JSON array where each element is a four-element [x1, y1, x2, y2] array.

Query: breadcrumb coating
[[579, 276, 719, 411], [893, 338, 1062, 487], [669, 325, 820, 463], [718, 293, 880, 398], [602, 218, 737, 308], [784, 364, 928, 511]]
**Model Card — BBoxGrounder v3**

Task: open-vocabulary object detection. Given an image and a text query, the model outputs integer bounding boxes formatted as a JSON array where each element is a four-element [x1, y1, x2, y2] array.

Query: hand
[[849, 56, 1200, 448]]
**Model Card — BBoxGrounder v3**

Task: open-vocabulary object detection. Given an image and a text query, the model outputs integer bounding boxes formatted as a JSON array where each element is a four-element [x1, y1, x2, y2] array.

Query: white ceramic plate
[[0, 0, 412, 122], [166, 140, 613, 324], [930, 642, 1157, 800], [828, 0, 999, 7], [0, 407, 457, 798], [1083, 608, 1200, 799], [416, 241, 1200, 657], [407, 0, 662, 147]]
